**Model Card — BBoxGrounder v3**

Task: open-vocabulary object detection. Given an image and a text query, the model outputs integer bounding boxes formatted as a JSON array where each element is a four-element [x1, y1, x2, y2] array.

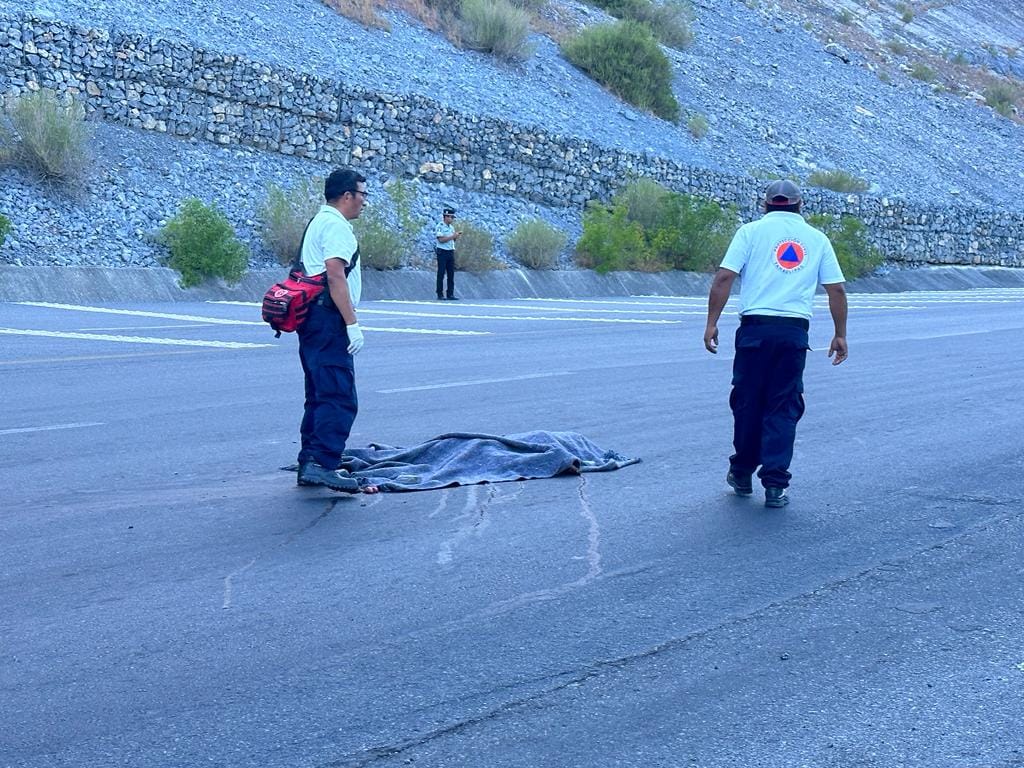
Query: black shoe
[[297, 461, 315, 486], [436, 295, 445, 300], [765, 487, 789, 508], [446, 296, 460, 301], [297, 462, 360, 493], [726, 470, 753, 496]]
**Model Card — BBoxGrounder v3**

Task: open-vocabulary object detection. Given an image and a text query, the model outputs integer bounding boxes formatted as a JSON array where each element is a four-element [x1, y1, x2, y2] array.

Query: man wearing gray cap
[[703, 179, 848, 508]]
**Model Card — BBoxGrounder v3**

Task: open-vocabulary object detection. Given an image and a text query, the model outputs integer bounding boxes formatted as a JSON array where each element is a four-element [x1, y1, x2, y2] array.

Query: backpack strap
[[290, 217, 316, 274]]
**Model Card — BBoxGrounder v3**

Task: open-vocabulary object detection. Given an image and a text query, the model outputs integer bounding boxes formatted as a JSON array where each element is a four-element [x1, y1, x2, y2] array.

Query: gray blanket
[[326, 431, 640, 492]]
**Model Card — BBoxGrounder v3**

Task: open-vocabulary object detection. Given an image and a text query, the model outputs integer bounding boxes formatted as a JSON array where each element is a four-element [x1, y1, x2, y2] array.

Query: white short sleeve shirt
[[435, 221, 456, 251], [301, 205, 361, 306], [720, 211, 845, 320]]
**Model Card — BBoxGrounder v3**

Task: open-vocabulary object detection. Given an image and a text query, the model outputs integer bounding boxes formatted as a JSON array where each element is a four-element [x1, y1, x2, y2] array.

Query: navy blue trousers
[[729, 318, 809, 489], [297, 303, 357, 469], [435, 248, 455, 298]]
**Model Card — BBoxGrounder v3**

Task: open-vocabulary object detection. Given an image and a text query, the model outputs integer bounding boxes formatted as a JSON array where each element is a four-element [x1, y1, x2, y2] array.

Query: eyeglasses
[[350, 189, 369, 199]]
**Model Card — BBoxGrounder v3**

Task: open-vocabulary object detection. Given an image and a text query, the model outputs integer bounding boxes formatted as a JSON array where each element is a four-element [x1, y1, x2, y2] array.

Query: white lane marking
[[78, 323, 215, 331], [359, 309, 681, 324], [0, 422, 104, 436], [20, 301, 264, 325], [374, 300, 698, 315], [379, 371, 572, 394], [357, 327, 489, 336], [0, 328, 272, 349], [211, 300, 683, 324], [24, 302, 487, 336]]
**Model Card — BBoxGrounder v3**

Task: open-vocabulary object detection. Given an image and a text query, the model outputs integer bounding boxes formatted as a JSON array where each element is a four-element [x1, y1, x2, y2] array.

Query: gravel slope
[[0, 0, 1021, 268]]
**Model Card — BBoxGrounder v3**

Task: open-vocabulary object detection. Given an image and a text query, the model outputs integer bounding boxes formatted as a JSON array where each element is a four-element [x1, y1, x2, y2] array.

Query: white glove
[[346, 323, 365, 355]]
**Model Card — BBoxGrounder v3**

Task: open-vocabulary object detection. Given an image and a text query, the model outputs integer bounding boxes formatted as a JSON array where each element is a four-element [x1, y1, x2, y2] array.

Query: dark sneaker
[[297, 462, 360, 493], [436, 295, 445, 301], [726, 471, 753, 496], [765, 487, 789, 508], [446, 296, 460, 300]]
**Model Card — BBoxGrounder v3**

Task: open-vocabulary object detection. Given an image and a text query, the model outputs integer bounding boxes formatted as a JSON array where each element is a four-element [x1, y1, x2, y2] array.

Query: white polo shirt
[[720, 211, 845, 320], [300, 205, 362, 306]]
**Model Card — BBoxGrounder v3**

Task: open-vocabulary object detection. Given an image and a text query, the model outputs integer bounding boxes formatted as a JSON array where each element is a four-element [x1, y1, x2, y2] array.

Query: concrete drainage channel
[[2, 265, 1024, 304]]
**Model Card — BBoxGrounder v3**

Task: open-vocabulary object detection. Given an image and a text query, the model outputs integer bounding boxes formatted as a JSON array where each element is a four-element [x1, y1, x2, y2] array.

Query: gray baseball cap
[[765, 179, 802, 205]]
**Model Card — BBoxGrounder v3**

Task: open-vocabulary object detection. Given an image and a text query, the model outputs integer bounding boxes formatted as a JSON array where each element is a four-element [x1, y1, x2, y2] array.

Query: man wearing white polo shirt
[[704, 179, 848, 508], [295, 168, 370, 492]]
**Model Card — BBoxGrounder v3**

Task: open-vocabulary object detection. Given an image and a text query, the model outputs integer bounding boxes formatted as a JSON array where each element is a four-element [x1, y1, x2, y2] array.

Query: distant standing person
[[435, 206, 461, 300], [295, 168, 376, 493], [703, 179, 848, 508]]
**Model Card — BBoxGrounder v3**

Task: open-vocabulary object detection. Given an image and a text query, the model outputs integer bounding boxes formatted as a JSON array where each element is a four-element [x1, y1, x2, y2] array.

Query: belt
[[740, 314, 809, 330]]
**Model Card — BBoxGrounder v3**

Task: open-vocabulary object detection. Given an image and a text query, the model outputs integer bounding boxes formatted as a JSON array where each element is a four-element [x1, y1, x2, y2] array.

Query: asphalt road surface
[[2, 289, 1023, 768]]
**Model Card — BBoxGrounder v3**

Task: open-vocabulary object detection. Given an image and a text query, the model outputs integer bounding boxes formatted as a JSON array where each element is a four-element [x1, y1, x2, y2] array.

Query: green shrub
[[575, 180, 738, 273], [807, 169, 870, 193], [562, 21, 679, 122], [806, 213, 883, 279], [455, 220, 504, 272], [910, 62, 936, 82], [0, 89, 92, 186], [460, 0, 534, 60], [0, 213, 11, 248], [984, 82, 1021, 118], [749, 167, 783, 181], [617, 177, 669, 231], [352, 176, 426, 269], [160, 198, 248, 288], [353, 210, 404, 269], [687, 113, 709, 139], [885, 40, 907, 55], [259, 176, 323, 265], [651, 193, 739, 272], [589, 0, 693, 49], [426, 0, 463, 21], [506, 218, 567, 269], [386, 176, 427, 248], [574, 201, 651, 272]]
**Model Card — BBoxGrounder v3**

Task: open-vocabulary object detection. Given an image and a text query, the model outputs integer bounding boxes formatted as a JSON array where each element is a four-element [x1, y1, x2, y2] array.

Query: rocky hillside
[[0, 0, 1021, 269]]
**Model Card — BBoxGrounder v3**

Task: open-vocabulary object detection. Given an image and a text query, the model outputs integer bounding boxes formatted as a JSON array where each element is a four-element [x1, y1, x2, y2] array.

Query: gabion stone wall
[[2, 13, 1022, 267]]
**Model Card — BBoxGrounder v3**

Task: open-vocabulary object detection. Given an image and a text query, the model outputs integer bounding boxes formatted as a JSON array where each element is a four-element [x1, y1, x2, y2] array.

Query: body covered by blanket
[[336, 431, 639, 492]]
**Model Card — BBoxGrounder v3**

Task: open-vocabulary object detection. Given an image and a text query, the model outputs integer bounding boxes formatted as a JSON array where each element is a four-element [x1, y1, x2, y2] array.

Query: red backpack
[[261, 217, 358, 337], [261, 268, 327, 337]]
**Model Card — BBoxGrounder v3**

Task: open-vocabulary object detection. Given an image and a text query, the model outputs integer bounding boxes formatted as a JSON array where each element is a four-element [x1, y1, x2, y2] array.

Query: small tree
[[259, 176, 323, 265], [160, 198, 248, 288]]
